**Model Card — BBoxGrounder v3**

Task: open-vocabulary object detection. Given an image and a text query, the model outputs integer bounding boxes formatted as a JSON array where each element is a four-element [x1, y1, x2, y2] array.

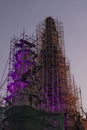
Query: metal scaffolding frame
[[0, 16, 85, 130], [36, 17, 81, 114], [6, 33, 41, 108]]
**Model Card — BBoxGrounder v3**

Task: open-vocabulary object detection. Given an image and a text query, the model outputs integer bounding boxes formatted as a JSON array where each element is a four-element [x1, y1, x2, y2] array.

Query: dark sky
[[0, 0, 87, 109]]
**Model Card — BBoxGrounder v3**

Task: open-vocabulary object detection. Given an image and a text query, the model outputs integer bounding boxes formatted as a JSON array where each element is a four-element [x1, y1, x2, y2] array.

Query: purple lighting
[[7, 81, 30, 93], [7, 37, 36, 104]]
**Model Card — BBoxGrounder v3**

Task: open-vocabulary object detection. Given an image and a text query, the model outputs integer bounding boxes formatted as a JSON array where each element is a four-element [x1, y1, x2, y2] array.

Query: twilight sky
[[0, 0, 87, 109]]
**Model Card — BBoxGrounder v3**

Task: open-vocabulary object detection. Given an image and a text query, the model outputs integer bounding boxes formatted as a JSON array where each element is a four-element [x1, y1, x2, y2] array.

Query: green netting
[[0, 107, 4, 121], [5, 105, 65, 130], [0, 107, 5, 130]]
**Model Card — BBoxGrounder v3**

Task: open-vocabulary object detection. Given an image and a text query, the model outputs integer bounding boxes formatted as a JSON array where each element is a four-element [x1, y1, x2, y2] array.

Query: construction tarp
[[5, 105, 65, 130]]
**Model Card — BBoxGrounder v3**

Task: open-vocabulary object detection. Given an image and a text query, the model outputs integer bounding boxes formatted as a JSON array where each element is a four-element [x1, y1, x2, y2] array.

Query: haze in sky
[[0, 0, 87, 110]]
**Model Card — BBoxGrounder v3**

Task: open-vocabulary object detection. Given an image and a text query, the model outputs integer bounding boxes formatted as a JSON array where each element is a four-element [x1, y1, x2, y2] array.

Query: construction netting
[[5, 105, 65, 130]]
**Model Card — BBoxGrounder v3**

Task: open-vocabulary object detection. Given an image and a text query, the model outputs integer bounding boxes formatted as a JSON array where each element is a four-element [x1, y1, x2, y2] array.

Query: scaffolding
[[6, 32, 41, 108], [36, 17, 81, 115], [1, 16, 85, 130]]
